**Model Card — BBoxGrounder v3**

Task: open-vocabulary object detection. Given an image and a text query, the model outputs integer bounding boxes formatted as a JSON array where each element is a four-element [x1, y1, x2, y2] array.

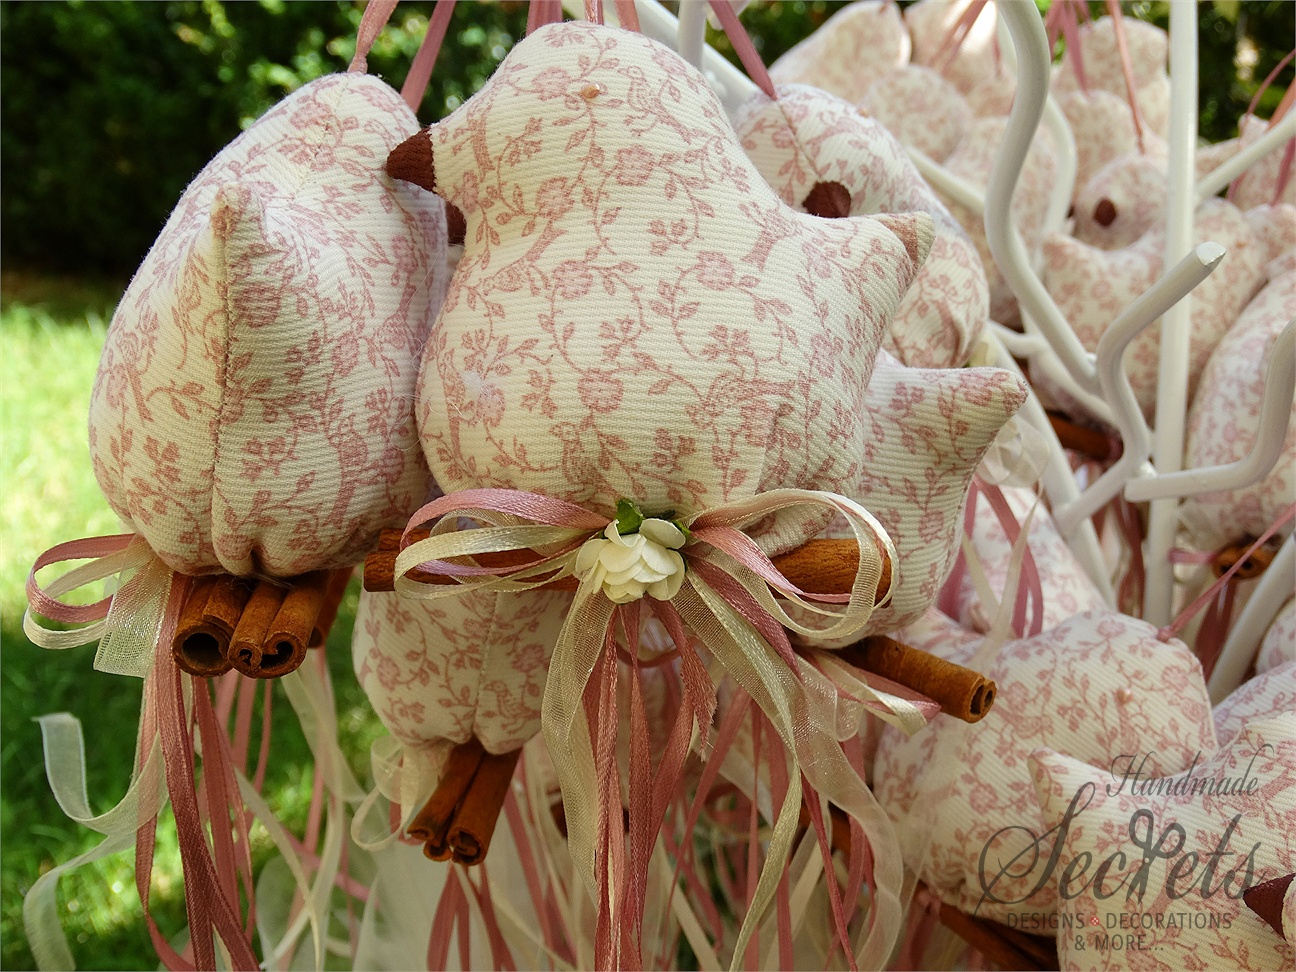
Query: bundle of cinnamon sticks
[[407, 738, 522, 865], [172, 568, 352, 678]]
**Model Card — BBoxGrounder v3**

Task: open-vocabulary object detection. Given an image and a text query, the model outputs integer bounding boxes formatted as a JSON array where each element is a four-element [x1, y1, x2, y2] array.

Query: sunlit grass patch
[[1, 288, 382, 969]]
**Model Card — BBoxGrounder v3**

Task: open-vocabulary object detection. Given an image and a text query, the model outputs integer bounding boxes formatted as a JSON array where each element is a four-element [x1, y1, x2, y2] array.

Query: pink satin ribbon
[[399, 0, 457, 112], [936, 480, 1045, 639], [1161, 505, 1296, 658], [29, 534, 268, 969], [26, 533, 136, 625], [400, 486, 895, 969], [136, 580, 260, 972], [707, 1, 778, 100], [936, 0, 993, 77], [1229, 48, 1296, 204], [1103, 0, 1146, 152]]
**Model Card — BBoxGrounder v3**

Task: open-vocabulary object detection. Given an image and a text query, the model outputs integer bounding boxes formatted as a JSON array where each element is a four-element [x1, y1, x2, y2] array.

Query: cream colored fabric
[[874, 610, 1217, 923], [732, 84, 988, 368], [88, 74, 447, 576], [413, 23, 931, 528]]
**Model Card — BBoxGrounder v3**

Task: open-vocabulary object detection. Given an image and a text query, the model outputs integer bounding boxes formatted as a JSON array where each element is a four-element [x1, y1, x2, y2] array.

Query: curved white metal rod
[[1018, 322, 1117, 424], [984, 0, 1098, 393], [676, 0, 707, 69], [993, 11, 1076, 241], [1125, 317, 1296, 502], [1196, 110, 1296, 202], [1143, 1, 1202, 626], [1052, 243, 1225, 537], [1039, 94, 1079, 242], [1207, 534, 1295, 704], [908, 148, 986, 212]]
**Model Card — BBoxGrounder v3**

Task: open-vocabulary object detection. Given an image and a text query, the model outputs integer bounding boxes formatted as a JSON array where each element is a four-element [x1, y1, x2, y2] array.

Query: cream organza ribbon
[[390, 486, 913, 969]]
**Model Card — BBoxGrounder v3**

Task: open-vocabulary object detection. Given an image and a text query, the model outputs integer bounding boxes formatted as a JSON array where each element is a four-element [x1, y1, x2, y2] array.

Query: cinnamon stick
[[172, 575, 233, 677], [254, 570, 331, 678], [448, 747, 523, 865], [229, 581, 287, 678], [308, 568, 353, 649], [363, 529, 891, 602], [770, 537, 890, 601], [1047, 411, 1118, 462], [1213, 541, 1277, 580], [408, 738, 486, 861], [837, 636, 997, 723], [204, 574, 255, 635]]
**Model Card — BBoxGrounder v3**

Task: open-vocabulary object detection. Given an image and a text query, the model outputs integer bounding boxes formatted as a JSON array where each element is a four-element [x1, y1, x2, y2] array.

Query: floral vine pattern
[[733, 83, 989, 369], [874, 610, 1217, 924], [89, 74, 447, 576], [413, 22, 932, 529], [353, 587, 571, 755]]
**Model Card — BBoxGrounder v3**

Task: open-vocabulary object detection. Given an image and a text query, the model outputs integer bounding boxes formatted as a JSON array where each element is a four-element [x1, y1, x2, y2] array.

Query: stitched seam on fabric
[[209, 77, 352, 569], [210, 200, 238, 568], [283, 75, 351, 207]]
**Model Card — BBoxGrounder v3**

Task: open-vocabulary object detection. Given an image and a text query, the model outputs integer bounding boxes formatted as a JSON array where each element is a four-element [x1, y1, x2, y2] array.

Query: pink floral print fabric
[[767, 1, 911, 104], [946, 484, 1108, 635], [1182, 266, 1296, 551], [1059, 90, 1162, 209], [732, 84, 988, 368], [1051, 16, 1171, 140], [792, 352, 1027, 642], [873, 610, 1216, 923], [88, 74, 447, 576], [414, 22, 932, 526], [1257, 598, 1296, 675], [353, 588, 572, 755], [860, 66, 970, 164], [1071, 153, 1173, 251], [941, 116, 1058, 326], [1033, 719, 1296, 971], [905, 0, 1001, 96], [1231, 114, 1296, 212], [1213, 662, 1296, 749]]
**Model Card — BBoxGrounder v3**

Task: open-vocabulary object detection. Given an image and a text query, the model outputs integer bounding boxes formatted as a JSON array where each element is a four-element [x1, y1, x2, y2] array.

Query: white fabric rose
[[574, 518, 687, 603]]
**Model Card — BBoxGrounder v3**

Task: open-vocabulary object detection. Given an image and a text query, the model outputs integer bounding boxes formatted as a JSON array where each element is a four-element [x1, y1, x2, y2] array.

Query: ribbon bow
[[25, 534, 180, 678], [393, 486, 913, 970]]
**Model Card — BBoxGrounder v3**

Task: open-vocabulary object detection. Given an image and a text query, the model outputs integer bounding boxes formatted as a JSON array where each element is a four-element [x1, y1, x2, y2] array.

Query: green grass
[[0, 279, 385, 970]]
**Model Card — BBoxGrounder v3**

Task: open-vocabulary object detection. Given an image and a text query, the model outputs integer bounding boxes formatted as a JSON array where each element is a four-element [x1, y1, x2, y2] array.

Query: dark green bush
[[0, 0, 528, 275], [1, 0, 1291, 277]]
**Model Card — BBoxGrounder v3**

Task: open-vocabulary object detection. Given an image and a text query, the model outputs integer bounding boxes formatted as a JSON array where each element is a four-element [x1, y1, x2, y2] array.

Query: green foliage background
[[2, 1, 1293, 277]]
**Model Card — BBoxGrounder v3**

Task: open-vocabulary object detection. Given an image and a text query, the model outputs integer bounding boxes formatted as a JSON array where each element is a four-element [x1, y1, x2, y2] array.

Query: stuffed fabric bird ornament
[[874, 609, 1218, 925], [89, 75, 446, 578], [1042, 197, 1270, 420], [387, 21, 932, 524], [1051, 15, 1172, 140], [1032, 714, 1296, 971], [383, 20, 935, 968], [1257, 599, 1296, 675], [768, 0, 911, 104]]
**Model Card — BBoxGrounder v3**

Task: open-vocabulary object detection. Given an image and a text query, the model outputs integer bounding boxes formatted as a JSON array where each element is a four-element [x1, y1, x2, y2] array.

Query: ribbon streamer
[[392, 487, 908, 969]]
